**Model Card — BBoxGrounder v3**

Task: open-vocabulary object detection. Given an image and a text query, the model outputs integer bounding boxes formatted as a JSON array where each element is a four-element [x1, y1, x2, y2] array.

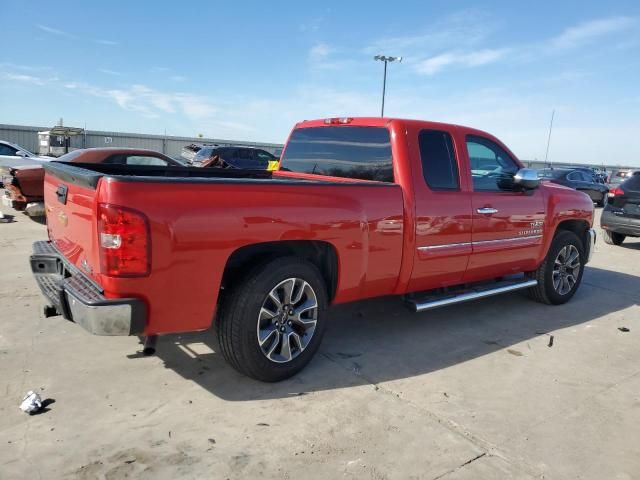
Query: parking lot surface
[[1, 204, 639, 479]]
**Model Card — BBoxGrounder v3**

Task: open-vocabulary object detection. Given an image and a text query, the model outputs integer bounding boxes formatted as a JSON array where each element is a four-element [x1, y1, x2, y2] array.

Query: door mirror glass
[[514, 168, 540, 190]]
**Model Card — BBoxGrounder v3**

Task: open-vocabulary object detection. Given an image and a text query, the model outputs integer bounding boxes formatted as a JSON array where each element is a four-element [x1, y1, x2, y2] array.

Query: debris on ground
[[507, 349, 523, 357], [19, 391, 43, 414], [618, 327, 630, 333], [535, 331, 555, 347], [0, 211, 14, 223]]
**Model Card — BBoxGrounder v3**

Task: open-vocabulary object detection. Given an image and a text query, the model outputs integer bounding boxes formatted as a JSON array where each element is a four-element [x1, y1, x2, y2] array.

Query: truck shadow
[[152, 266, 639, 401]]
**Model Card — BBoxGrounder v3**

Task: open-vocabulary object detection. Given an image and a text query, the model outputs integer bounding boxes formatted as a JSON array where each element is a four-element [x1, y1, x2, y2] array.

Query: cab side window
[[418, 129, 459, 190], [466, 135, 519, 192]]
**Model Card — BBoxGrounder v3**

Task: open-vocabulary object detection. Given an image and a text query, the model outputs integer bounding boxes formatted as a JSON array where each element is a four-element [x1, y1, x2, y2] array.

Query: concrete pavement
[[1, 204, 638, 479]]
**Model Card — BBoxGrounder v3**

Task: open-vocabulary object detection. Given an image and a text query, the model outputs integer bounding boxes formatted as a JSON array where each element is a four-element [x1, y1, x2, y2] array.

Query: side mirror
[[15, 151, 28, 157], [514, 168, 539, 190]]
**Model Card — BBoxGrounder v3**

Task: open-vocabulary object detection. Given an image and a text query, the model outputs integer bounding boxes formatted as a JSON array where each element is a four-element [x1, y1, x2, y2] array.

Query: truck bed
[[43, 161, 372, 188], [42, 160, 405, 335]]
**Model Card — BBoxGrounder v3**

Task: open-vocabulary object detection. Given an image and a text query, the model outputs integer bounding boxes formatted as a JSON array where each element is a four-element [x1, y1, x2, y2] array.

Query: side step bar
[[406, 278, 538, 313]]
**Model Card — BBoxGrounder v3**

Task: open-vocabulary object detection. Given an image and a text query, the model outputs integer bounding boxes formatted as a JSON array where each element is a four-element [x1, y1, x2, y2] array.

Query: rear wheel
[[602, 230, 625, 246], [215, 256, 327, 382], [528, 231, 585, 305]]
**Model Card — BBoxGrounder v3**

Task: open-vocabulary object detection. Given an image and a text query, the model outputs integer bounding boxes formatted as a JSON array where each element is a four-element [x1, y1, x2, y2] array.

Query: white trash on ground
[[19, 391, 43, 414]]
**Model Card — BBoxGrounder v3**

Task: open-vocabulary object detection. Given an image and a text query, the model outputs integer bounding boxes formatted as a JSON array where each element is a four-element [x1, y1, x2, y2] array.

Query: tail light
[[607, 187, 624, 198], [324, 117, 353, 125], [97, 203, 150, 277]]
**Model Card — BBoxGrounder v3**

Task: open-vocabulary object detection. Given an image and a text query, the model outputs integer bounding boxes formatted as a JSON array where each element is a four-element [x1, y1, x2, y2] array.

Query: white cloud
[[99, 69, 122, 76], [36, 24, 117, 45], [551, 16, 636, 49], [309, 43, 332, 60], [415, 48, 509, 75], [36, 24, 76, 39], [365, 9, 498, 55], [3, 73, 46, 85]]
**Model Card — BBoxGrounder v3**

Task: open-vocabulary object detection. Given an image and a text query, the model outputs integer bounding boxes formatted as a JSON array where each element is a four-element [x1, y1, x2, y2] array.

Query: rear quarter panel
[[99, 178, 405, 334]]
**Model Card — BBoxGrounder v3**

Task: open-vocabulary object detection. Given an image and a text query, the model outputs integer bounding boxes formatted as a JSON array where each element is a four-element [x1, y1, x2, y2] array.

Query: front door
[[463, 134, 546, 282]]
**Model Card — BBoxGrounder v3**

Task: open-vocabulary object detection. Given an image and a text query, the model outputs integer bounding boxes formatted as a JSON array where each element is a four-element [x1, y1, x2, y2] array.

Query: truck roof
[[295, 117, 496, 137]]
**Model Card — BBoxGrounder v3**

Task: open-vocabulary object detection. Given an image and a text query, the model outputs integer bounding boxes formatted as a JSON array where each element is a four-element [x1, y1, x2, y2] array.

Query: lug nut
[[280, 327, 286, 332], [288, 321, 292, 326], [289, 309, 294, 315]]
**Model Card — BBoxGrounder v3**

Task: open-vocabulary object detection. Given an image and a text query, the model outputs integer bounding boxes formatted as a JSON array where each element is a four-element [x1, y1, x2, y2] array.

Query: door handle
[[477, 207, 498, 214]]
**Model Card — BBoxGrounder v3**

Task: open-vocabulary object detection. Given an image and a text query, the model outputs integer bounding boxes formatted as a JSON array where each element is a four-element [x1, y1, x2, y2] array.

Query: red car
[[2, 148, 182, 213], [31, 117, 595, 381]]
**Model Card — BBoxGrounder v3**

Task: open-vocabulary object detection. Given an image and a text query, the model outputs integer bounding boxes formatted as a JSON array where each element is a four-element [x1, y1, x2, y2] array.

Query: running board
[[406, 278, 538, 313]]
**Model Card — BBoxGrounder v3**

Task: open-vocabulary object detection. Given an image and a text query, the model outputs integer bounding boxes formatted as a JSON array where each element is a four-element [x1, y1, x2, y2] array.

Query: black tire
[[215, 256, 328, 382], [602, 230, 625, 246], [527, 231, 585, 305]]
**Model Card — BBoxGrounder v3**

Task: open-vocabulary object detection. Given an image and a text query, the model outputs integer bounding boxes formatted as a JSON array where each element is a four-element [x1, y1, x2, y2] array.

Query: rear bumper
[[601, 210, 640, 237], [30, 241, 146, 335]]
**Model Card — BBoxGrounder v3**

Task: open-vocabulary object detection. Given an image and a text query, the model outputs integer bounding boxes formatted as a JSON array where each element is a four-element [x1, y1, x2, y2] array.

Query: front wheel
[[602, 230, 625, 246], [528, 231, 585, 305], [215, 256, 328, 382]]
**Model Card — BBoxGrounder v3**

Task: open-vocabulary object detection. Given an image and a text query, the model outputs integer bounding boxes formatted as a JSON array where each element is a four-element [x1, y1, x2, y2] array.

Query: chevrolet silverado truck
[[30, 117, 595, 381]]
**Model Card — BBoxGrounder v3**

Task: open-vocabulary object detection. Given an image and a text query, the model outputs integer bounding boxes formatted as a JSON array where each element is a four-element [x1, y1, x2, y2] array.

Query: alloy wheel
[[552, 245, 581, 295], [256, 278, 318, 363]]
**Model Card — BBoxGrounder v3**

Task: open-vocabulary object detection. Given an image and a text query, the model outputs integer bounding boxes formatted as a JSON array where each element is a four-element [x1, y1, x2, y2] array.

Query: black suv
[[538, 168, 609, 206], [601, 172, 640, 246], [189, 145, 277, 169]]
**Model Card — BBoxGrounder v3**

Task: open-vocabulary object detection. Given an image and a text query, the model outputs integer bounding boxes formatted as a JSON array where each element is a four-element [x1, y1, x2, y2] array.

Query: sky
[[1, 0, 640, 165]]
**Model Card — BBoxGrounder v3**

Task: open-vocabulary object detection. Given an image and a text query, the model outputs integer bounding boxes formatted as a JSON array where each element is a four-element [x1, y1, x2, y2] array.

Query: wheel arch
[[553, 219, 590, 251], [221, 240, 339, 302]]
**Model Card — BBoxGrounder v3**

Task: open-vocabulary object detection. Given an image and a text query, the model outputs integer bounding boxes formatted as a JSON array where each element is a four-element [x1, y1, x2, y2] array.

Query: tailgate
[[44, 163, 101, 283]]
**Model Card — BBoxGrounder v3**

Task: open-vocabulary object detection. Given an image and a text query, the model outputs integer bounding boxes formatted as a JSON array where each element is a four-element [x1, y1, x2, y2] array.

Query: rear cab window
[[419, 130, 459, 190], [279, 126, 393, 182]]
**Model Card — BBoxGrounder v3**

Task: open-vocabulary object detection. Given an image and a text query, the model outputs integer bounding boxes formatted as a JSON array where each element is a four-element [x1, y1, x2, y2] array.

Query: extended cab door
[[462, 133, 546, 281], [407, 127, 472, 292]]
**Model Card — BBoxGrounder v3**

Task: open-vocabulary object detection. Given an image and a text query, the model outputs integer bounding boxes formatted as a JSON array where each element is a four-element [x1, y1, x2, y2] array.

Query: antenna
[[544, 109, 555, 167]]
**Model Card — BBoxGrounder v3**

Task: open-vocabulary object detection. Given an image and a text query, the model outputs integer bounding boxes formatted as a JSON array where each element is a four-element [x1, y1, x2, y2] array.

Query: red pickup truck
[[31, 117, 595, 381]]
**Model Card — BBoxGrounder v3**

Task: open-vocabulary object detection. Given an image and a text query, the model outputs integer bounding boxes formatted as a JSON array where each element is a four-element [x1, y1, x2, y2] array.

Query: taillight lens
[[324, 117, 353, 125], [97, 203, 150, 277], [607, 187, 624, 198]]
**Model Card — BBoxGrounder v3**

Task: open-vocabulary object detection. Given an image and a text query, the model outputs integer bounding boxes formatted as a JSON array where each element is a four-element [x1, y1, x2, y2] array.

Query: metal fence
[[0, 123, 284, 159]]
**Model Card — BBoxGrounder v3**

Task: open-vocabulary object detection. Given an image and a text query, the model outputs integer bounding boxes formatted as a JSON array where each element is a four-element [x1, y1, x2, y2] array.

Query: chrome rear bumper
[[30, 241, 146, 336]]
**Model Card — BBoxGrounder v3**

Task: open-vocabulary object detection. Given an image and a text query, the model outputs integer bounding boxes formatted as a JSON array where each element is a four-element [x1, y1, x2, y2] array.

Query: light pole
[[374, 55, 402, 117]]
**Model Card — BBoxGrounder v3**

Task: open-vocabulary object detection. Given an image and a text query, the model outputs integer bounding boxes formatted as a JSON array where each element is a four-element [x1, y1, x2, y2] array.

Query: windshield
[[279, 126, 393, 182]]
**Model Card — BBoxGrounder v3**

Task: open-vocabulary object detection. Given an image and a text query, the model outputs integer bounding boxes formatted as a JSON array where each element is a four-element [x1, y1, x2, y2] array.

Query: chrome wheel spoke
[[290, 331, 305, 350], [258, 325, 278, 347], [280, 333, 292, 362], [268, 290, 283, 310], [291, 280, 306, 305], [282, 278, 295, 305], [260, 306, 277, 320]]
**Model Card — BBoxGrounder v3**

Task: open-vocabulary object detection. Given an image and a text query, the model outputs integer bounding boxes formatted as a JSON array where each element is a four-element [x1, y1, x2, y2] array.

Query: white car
[[0, 140, 53, 169]]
